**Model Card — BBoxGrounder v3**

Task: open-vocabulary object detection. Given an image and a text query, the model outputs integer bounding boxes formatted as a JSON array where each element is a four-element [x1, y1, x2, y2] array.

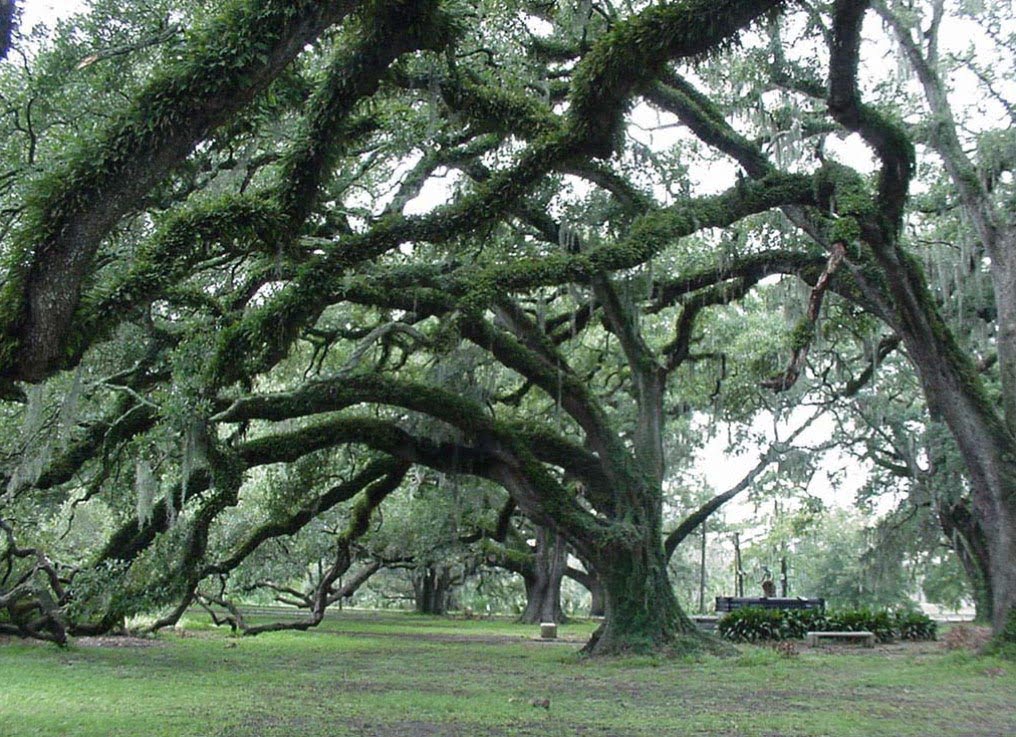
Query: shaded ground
[[1, 613, 1013, 737], [76, 635, 164, 648]]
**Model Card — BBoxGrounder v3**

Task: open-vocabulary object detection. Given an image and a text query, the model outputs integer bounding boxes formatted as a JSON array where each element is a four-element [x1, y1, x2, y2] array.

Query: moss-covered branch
[[460, 311, 632, 491], [205, 456, 403, 576], [828, 0, 913, 236], [207, 0, 793, 387], [456, 170, 820, 310], [95, 461, 210, 565], [647, 71, 772, 178], [73, 195, 287, 353], [215, 372, 497, 436], [660, 279, 760, 373], [650, 250, 827, 312], [567, 0, 784, 157], [761, 242, 847, 392], [234, 413, 607, 557], [214, 370, 617, 513], [0, 0, 364, 382], [65, 2, 455, 369], [274, 0, 456, 230], [211, 459, 409, 637]]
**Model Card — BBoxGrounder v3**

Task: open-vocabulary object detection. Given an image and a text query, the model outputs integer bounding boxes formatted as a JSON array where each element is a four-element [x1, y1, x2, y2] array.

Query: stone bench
[[691, 615, 718, 632], [805, 631, 875, 647]]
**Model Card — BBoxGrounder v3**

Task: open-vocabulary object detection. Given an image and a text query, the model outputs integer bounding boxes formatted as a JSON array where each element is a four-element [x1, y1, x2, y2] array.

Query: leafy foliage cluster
[[0, 0, 1014, 654], [717, 605, 936, 643]]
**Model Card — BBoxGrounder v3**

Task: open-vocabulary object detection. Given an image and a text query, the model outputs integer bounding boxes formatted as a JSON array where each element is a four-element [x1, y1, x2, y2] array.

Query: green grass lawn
[[1, 612, 1012, 737]]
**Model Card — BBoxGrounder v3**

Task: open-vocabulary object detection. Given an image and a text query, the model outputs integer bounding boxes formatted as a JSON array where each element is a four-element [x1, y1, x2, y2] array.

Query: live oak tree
[[826, 0, 1016, 639], [829, 358, 995, 622], [673, 0, 1016, 641], [2, 0, 1015, 653], [0, 0, 791, 654], [871, 0, 1016, 638]]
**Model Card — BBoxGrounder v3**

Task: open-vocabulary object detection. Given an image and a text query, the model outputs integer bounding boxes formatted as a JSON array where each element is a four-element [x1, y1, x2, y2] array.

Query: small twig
[[75, 24, 181, 70]]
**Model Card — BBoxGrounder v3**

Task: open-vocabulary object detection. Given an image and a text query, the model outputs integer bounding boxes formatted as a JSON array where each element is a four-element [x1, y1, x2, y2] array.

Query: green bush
[[827, 608, 896, 643], [780, 608, 828, 639], [718, 606, 937, 643], [894, 609, 937, 641], [717, 607, 784, 643]]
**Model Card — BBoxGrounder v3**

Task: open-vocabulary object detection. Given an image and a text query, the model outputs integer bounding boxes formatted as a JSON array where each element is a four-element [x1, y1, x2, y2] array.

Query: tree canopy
[[1, 0, 1015, 654]]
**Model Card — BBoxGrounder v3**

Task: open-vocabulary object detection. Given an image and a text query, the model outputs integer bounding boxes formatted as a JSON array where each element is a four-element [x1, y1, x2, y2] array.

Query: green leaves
[[718, 605, 935, 643]]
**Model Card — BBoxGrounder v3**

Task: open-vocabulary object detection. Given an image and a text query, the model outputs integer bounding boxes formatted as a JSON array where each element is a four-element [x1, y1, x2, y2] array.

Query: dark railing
[[714, 596, 825, 613]]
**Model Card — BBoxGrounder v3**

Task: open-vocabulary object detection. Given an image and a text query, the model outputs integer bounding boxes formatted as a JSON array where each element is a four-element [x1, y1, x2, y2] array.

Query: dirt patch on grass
[[940, 625, 994, 652], [337, 628, 586, 647], [75, 635, 164, 648], [221, 716, 489, 737], [797, 639, 942, 657], [349, 718, 494, 737], [1, 633, 166, 650]]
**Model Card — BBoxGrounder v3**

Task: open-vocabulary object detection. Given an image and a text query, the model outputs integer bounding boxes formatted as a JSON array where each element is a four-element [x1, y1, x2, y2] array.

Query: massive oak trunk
[[413, 564, 455, 615], [939, 500, 993, 623], [584, 536, 697, 655], [862, 1, 1016, 642], [579, 457, 699, 654], [517, 526, 567, 624], [877, 268, 1016, 637], [884, 265, 1016, 636], [980, 236, 1016, 639], [561, 277, 707, 654], [861, 254, 1016, 637], [588, 576, 606, 618]]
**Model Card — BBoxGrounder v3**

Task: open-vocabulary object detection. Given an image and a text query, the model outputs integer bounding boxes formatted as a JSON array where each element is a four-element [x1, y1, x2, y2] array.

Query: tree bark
[[413, 564, 454, 615], [517, 526, 567, 624], [566, 564, 605, 617], [584, 537, 697, 655], [939, 500, 994, 624]]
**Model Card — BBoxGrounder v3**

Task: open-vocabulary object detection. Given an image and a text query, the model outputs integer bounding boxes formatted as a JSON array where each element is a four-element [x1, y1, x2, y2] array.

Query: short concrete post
[[540, 622, 557, 639]]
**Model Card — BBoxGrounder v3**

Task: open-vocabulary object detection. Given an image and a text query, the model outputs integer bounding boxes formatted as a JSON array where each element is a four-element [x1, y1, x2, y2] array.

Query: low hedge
[[717, 606, 936, 643], [893, 608, 939, 641]]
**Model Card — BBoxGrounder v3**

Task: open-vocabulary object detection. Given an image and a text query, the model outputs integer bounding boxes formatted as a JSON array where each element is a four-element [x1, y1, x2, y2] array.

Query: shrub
[[826, 608, 896, 643], [717, 606, 936, 643], [780, 608, 828, 639], [894, 609, 937, 641], [717, 607, 785, 643]]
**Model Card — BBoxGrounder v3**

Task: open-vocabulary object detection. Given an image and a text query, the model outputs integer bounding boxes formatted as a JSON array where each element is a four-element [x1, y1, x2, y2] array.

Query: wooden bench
[[805, 631, 875, 647]]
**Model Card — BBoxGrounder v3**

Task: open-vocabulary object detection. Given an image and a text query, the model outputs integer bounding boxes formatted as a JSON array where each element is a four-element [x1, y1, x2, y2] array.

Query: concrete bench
[[691, 616, 718, 632], [806, 631, 875, 647]]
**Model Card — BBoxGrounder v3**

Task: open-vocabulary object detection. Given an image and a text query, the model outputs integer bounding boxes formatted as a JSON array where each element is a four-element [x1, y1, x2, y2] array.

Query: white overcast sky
[[21, 0, 84, 31]]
